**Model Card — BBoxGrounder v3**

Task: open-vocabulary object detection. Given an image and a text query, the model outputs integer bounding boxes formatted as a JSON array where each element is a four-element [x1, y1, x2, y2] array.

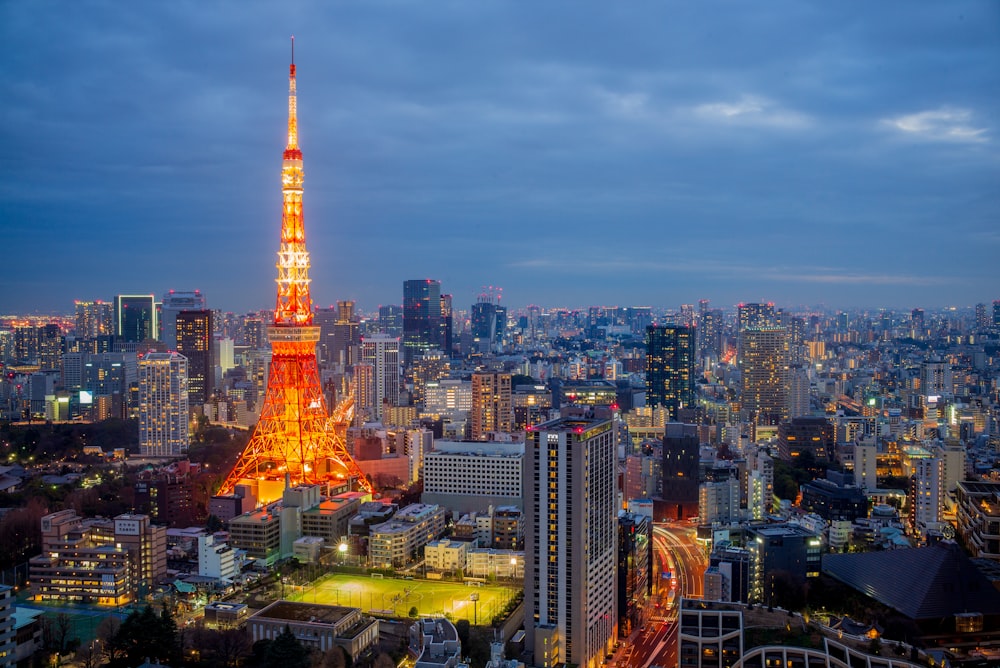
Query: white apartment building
[[421, 441, 524, 513], [198, 534, 238, 581], [368, 504, 447, 569], [424, 539, 469, 572]]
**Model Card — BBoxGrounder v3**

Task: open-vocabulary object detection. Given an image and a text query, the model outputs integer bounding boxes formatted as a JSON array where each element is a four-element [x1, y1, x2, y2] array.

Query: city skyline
[[2, 2, 998, 314]]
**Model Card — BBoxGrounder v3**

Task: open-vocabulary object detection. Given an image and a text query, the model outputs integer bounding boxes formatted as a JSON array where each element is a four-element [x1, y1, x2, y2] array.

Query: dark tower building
[[617, 512, 652, 638], [439, 294, 453, 357], [331, 300, 361, 368], [176, 310, 214, 406], [114, 294, 158, 343], [645, 324, 695, 420], [660, 423, 700, 521], [403, 279, 442, 365]]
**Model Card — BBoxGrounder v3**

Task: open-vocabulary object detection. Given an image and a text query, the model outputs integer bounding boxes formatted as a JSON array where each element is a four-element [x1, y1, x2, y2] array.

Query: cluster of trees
[[1, 419, 139, 462]]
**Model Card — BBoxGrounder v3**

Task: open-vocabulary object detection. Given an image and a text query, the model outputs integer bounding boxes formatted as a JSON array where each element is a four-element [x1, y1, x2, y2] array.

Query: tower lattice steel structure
[[220, 41, 372, 501]]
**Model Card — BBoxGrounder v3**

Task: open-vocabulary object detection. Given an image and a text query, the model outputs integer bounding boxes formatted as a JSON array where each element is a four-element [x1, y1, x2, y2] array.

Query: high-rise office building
[[617, 512, 652, 638], [661, 423, 700, 521], [314, 306, 338, 365], [360, 334, 400, 421], [645, 324, 694, 420], [739, 326, 788, 427], [176, 310, 214, 406], [911, 308, 925, 338], [160, 290, 206, 349], [378, 305, 404, 338], [440, 294, 453, 356], [525, 416, 617, 668], [114, 294, 158, 343], [331, 300, 361, 368], [74, 300, 112, 339], [697, 306, 723, 361], [38, 324, 62, 372], [138, 352, 189, 457], [403, 279, 442, 365], [471, 371, 513, 440]]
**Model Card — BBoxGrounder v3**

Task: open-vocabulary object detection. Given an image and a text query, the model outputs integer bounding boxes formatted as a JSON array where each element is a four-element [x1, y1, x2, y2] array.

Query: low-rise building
[[29, 510, 166, 605], [409, 617, 468, 668], [425, 539, 469, 573], [368, 504, 446, 569], [956, 480, 1000, 560], [198, 534, 237, 581], [248, 601, 378, 660]]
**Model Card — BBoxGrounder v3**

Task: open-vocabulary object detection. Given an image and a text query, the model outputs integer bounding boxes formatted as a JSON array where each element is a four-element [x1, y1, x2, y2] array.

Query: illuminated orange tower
[[220, 39, 372, 502]]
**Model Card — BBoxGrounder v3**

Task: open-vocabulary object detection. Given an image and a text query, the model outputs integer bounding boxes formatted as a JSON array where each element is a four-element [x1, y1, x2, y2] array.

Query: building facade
[[470, 372, 513, 440], [525, 417, 617, 668], [138, 352, 189, 457], [645, 324, 695, 420]]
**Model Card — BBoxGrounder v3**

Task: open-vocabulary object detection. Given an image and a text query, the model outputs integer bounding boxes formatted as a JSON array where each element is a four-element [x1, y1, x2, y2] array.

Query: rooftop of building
[[529, 416, 609, 432], [253, 600, 356, 625], [749, 524, 820, 539], [823, 541, 1000, 620]]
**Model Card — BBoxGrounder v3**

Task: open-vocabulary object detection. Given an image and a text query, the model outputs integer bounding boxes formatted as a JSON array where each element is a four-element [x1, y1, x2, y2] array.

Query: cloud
[[507, 257, 956, 287], [691, 95, 811, 129], [882, 107, 988, 143]]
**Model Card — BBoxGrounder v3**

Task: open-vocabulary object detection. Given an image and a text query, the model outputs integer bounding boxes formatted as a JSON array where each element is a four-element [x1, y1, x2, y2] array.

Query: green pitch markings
[[283, 574, 520, 624]]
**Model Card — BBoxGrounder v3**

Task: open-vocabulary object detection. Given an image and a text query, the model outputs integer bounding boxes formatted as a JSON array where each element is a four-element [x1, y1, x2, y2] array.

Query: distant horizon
[[3, 296, 994, 320]]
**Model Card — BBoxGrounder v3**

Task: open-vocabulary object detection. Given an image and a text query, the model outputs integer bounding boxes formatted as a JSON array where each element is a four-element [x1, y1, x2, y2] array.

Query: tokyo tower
[[219, 40, 372, 502]]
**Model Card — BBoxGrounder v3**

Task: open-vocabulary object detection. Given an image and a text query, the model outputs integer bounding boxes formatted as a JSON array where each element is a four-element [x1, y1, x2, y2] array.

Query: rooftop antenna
[[291, 34, 295, 64]]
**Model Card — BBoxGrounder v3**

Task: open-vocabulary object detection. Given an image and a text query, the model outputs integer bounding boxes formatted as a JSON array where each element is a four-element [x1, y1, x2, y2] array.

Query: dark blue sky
[[2, 2, 998, 315]]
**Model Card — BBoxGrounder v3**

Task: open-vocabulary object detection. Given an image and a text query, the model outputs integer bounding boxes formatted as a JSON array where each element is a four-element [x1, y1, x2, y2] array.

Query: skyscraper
[[738, 302, 778, 331], [360, 334, 400, 421], [439, 293, 453, 357], [160, 290, 206, 349], [645, 324, 694, 420], [525, 416, 617, 668], [331, 300, 361, 368], [471, 371, 513, 440], [739, 326, 788, 427], [175, 310, 213, 406], [661, 422, 700, 521], [378, 304, 404, 338], [403, 279, 442, 365], [114, 294, 158, 343], [138, 352, 189, 457], [74, 300, 112, 339]]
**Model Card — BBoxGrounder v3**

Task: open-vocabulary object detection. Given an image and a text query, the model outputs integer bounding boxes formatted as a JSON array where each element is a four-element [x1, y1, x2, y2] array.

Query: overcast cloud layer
[[1, 1, 998, 314]]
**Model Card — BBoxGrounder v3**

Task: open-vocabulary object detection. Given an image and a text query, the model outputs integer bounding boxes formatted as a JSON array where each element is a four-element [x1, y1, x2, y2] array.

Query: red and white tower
[[220, 41, 372, 502]]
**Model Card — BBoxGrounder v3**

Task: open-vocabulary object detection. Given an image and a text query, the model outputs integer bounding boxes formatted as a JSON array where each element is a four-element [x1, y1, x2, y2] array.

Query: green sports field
[[283, 573, 519, 624]]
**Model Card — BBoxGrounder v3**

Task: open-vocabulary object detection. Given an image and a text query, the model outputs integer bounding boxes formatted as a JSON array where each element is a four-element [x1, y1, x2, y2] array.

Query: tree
[[372, 653, 395, 668], [74, 641, 102, 668], [313, 646, 347, 668], [206, 514, 224, 533], [455, 619, 471, 655], [408, 606, 419, 619], [264, 626, 311, 668]]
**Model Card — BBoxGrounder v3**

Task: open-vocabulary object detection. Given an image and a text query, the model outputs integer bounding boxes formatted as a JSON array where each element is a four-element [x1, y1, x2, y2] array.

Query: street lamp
[[470, 593, 479, 625], [338, 541, 348, 565]]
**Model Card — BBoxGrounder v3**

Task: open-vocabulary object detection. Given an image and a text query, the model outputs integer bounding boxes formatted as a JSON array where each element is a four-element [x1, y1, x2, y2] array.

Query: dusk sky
[[2, 2, 998, 315]]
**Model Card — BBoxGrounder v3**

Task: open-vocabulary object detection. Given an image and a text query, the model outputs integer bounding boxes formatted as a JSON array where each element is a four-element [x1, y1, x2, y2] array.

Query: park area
[[283, 573, 520, 624]]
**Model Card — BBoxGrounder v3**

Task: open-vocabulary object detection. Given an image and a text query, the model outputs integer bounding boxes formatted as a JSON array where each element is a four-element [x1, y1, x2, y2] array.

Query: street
[[613, 522, 707, 668]]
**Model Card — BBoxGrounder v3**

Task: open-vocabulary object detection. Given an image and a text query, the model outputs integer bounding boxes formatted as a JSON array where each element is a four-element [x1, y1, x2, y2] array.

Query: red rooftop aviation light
[[220, 41, 372, 503]]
